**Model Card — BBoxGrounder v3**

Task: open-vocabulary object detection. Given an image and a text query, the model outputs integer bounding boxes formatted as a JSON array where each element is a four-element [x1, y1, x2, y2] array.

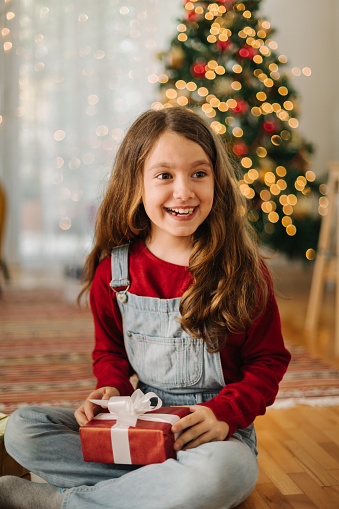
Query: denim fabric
[[5, 245, 259, 508]]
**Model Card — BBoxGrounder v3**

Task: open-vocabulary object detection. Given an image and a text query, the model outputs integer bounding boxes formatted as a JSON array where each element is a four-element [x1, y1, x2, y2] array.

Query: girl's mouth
[[166, 207, 196, 217]]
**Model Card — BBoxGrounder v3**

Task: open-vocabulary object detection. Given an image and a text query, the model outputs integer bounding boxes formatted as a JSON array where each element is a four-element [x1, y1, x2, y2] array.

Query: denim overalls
[[111, 244, 226, 405], [5, 245, 259, 509]]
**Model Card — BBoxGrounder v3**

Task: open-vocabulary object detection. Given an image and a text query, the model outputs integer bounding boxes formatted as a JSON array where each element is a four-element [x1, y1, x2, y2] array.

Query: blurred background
[[0, 0, 337, 361]]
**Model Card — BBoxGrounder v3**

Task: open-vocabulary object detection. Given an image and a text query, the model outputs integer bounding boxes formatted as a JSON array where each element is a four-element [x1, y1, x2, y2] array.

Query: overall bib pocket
[[125, 331, 203, 388]]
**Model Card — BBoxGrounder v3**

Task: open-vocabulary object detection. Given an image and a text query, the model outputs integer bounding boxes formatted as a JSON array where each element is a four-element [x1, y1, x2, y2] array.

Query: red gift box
[[80, 403, 190, 465]]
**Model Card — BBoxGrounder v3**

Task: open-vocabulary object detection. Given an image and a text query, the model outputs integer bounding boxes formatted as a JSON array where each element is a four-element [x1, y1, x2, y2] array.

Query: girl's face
[[142, 131, 214, 249]]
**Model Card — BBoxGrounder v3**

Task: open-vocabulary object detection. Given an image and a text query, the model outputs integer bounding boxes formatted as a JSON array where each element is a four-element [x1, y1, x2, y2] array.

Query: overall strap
[[109, 244, 130, 292]]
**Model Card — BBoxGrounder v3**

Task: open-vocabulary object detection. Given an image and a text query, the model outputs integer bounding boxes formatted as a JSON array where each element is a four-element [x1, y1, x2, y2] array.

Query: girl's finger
[[182, 431, 212, 451], [74, 406, 88, 426], [171, 410, 201, 433], [83, 399, 98, 421], [174, 422, 207, 450]]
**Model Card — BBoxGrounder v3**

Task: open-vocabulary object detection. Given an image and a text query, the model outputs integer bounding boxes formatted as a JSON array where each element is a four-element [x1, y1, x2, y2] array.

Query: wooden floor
[[236, 405, 339, 508], [236, 260, 339, 508]]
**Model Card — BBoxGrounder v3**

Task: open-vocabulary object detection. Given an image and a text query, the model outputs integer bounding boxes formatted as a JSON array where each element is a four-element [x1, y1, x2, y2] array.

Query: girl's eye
[[156, 172, 172, 180], [193, 170, 207, 178]]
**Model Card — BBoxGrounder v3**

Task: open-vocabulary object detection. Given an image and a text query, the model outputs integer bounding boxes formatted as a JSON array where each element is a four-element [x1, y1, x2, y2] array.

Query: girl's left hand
[[171, 406, 229, 451]]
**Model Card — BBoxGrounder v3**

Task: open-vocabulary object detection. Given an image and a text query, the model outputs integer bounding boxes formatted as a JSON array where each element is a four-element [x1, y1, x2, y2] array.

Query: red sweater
[[90, 239, 291, 437]]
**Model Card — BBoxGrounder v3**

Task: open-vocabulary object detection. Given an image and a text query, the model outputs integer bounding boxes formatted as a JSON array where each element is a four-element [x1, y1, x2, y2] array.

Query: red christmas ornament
[[239, 47, 250, 58], [237, 45, 258, 60], [216, 39, 233, 52], [247, 46, 259, 59], [191, 61, 206, 79], [262, 118, 280, 133], [231, 99, 249, 115], [263, 121, 275, 132], [233, 142, 248, 156], [185, 11, 199, 21]]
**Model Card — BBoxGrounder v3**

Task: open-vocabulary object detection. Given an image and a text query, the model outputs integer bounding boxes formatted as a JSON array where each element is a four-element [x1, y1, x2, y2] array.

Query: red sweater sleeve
[[90, 257, 135, 396], [200, 290, 291, 437]]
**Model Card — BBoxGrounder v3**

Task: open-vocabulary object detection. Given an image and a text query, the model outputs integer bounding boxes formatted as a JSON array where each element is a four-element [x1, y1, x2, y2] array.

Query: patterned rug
[[0, 288, 96, 413], [272, 343, 339, 409], [1, 287, 339, 414]]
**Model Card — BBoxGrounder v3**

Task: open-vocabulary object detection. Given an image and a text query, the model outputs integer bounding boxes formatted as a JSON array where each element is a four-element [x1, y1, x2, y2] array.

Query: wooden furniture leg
[[305, 162, 339, 355]]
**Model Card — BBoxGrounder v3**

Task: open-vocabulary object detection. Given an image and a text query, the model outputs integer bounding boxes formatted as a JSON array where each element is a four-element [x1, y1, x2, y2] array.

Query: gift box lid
[[81, 406, 190, 431]]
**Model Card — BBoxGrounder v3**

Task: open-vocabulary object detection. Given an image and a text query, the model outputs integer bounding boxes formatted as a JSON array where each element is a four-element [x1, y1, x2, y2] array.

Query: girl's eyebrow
[[147, 159, 212, 171], [192, 159, 213, 168]]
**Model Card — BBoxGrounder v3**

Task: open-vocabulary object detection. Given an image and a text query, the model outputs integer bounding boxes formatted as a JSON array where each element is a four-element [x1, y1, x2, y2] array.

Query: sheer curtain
[[0, 0, 181, 268]]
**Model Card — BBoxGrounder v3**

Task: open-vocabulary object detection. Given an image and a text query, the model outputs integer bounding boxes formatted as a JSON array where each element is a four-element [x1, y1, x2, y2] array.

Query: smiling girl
[[3, 107, 290, 509]]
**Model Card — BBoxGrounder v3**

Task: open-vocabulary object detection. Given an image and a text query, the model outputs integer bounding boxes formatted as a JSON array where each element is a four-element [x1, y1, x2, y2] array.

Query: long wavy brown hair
[[79, 107, 268, 352]]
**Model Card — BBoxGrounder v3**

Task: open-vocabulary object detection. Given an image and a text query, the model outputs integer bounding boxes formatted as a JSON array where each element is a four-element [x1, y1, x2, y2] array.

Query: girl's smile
[[166, 206, 196, 217], [142, 131, 214, 259], [165, 206, 198, 221]]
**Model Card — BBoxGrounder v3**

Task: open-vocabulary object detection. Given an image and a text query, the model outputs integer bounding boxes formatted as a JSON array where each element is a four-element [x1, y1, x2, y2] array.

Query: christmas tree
[[156, 0, 323, 260]]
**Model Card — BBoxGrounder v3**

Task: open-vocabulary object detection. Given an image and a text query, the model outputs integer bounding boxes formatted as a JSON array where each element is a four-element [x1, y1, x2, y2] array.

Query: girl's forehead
[[146, 131, 210, 161]]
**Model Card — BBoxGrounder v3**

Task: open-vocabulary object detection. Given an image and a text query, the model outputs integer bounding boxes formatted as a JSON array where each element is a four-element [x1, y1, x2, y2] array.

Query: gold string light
[[306, 249, 316, 260]]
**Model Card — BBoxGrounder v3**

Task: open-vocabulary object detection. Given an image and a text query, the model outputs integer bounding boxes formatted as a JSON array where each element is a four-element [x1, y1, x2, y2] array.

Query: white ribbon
[[90, 389, 180, 464]]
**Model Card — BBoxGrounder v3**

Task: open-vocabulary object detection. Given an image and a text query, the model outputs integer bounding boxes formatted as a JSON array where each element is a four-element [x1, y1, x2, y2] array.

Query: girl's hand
[[74, 386, 120, 426], [171, 405, 229, 451]]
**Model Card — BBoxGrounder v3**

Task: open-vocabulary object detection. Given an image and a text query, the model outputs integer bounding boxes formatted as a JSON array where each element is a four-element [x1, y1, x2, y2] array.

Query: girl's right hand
[[74, 386, 120, 426]]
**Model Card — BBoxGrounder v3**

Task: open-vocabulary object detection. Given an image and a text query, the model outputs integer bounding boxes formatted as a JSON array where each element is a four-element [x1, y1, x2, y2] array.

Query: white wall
[[262, 0, 338, 176]]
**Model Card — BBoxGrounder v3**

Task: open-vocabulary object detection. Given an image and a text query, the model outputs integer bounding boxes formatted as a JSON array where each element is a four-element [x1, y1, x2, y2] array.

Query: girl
[[3, 107, 290, 509]]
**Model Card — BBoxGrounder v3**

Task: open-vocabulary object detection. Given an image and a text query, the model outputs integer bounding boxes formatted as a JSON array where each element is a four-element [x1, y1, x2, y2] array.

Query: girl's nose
[[172, 178, 194, 201]]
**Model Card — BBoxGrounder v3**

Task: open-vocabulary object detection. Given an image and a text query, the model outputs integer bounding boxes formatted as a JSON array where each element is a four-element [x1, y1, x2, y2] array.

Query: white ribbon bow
[[89, 389, 180, 464], [90, 388, 163, 428]]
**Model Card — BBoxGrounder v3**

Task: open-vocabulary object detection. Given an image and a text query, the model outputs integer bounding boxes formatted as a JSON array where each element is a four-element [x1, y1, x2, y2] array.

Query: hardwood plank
[[235, 489, 270, 508], [320, 441, 339, 463], [255, 413, 291, 440], [253, 413, 268, 429], [323, 486, 339, 505], [290, 472, 339, 509], [322, 427, 339, 448], [256, 483, 295, 508], [267, 409, 300, 432], [284, 439, 339, 486], [283, 407, 336, 443], [330, 407, 339, 415], [329, 470, 339, 482], [257, 463, 271, 485], [298, 407, 339, 435], [287, 493, 318, 509], [258, 430, 305, 474], [256, 447, 303, 495], [317, 407, 339, 426], [288, 428, 339, 470]]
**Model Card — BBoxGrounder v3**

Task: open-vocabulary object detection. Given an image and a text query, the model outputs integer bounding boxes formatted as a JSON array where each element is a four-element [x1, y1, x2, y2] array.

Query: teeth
[[167, 207, 195, 216]]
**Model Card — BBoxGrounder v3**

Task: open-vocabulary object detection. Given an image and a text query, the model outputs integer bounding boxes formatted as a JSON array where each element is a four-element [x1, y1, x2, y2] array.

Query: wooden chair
[[305, 162, 339, 355]]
